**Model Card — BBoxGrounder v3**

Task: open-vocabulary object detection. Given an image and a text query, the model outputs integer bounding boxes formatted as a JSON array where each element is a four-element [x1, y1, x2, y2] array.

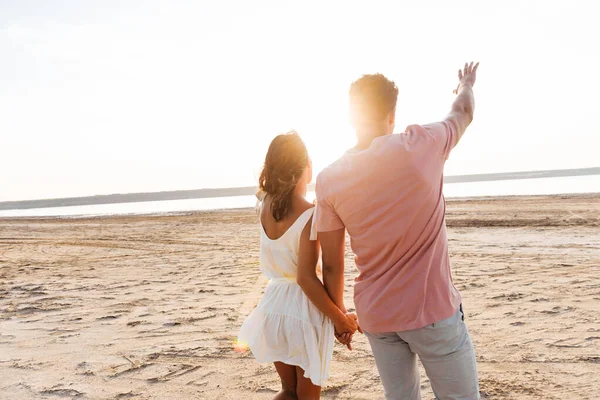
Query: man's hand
[[334, 312, 363, 350], [333, 312, 358, 337], [335, 331, 354, 350], [447, 61, 479, 142], [453, 61, 479, 94]]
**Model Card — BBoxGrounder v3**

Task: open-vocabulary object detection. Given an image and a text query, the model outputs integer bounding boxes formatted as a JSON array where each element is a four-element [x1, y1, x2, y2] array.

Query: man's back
[[315, 120, 461, 332], [317, 64, 481, 399]]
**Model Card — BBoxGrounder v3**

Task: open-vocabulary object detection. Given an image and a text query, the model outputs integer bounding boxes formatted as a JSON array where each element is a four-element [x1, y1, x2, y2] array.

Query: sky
[[1, 0, 599, 201]]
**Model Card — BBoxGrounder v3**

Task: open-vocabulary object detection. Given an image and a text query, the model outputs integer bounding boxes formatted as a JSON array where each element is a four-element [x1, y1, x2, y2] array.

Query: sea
[[1, 175, 598, 218]]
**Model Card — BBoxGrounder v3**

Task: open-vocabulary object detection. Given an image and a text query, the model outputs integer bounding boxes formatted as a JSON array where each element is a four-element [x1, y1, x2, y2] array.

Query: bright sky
[[1, 0, 598, 201]]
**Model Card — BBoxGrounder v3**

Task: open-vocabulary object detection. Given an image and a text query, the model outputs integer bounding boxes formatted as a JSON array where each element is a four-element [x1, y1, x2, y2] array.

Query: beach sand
[[1, 194, 599, 399]]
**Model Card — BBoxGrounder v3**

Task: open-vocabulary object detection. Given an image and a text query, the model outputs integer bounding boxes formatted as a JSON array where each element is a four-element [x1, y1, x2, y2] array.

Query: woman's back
[[258, 197, 315, 281], [238, 131, 343, 391]]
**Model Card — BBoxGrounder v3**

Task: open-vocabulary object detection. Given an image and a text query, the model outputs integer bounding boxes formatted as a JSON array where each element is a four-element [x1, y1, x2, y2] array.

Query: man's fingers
[[357, 324, 364, 334], [459, 61, 479, 78], [455, 69, 462, 94], [336, 332, 352, 345], [345, 313, 359, 331]]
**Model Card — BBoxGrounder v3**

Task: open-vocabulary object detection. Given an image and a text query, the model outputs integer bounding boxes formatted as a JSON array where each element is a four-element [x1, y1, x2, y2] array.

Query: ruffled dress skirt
[[238, 278, 334, 386]]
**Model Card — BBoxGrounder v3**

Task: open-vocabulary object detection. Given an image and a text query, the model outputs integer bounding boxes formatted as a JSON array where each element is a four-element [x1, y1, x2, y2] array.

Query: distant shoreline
[[1, 167, 599, 211], [1, 193, 597, 222]]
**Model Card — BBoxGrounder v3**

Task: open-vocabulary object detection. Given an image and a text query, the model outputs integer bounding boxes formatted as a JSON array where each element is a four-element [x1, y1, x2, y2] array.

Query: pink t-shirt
[[315, 120, 462, 333]]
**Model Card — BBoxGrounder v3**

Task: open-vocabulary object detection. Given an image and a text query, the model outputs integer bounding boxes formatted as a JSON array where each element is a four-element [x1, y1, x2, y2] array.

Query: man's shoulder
[[405, 120, 453, 139], [317, 155, 346, 181], [315, 155, 349, 198]]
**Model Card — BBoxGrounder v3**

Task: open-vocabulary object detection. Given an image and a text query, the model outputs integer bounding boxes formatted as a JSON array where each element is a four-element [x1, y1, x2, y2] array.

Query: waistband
[[268, 276, 297, 285]]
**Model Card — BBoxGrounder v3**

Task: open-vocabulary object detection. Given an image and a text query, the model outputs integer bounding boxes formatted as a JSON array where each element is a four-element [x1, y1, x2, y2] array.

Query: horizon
[[2, 1, 599, 202], [1, 167, 598, 210]]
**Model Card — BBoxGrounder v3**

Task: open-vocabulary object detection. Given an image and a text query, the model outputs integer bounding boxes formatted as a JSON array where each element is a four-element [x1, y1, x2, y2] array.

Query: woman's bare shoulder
[[295, 198, 315, 215]]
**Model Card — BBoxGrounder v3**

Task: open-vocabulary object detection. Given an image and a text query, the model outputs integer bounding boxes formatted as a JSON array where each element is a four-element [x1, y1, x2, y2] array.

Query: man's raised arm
[[447, 61, 479, 143]]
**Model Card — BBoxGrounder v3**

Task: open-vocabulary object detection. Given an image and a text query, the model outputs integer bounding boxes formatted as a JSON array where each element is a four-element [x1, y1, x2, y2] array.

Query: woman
[[238, 131, 359, 399]]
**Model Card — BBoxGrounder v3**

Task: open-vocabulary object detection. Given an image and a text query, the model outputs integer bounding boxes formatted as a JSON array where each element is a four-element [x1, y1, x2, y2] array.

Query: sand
[[0, 194, 599, 399]]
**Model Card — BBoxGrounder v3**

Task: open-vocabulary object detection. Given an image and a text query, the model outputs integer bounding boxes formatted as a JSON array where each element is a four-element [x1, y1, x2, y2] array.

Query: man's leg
[[400, 306, 479, 400], [365, 331, 421, 400]]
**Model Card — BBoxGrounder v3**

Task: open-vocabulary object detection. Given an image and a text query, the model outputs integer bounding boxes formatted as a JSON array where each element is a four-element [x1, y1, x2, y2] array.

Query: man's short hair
[[349, 73, 398, 125]]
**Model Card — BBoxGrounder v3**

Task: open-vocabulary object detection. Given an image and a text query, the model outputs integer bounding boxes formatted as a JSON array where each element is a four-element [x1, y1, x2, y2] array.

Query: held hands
[[334, 312, 363, 350], [453, 61, 479, 94]]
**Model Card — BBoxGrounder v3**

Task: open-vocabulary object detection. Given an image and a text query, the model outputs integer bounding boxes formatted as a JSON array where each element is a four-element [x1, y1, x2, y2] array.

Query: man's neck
[[354, 130, 388, 150]]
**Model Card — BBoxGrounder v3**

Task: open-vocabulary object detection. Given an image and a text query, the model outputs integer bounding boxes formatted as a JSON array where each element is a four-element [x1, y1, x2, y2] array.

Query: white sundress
[[238, 206, 335, 387]]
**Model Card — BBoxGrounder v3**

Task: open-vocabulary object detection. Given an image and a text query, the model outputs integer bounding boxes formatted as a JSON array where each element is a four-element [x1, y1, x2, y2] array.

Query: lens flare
[[233, 338, 249, 353]]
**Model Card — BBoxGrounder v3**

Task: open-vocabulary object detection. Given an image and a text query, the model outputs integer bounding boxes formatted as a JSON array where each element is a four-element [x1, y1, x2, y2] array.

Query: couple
[[239, 62, 480, 400]]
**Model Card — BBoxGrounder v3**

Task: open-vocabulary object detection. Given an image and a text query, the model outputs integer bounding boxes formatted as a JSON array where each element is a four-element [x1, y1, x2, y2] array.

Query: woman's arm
[[318, 227, 360, 347], [296, 216, 357, 338]]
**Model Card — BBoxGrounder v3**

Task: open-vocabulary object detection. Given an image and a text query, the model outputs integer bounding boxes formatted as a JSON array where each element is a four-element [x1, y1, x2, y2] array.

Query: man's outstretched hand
[[453, 61, 479, 94]]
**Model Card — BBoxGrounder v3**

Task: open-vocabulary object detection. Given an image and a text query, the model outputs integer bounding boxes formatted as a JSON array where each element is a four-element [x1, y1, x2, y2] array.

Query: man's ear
[[388, 108, 396, 132], [388, 109, 396, 125]]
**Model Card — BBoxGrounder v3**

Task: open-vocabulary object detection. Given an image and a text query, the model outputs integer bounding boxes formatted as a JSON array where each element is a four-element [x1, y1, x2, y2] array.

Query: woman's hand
[[334, 312, 357, 335], [334, 313, 362, 350]]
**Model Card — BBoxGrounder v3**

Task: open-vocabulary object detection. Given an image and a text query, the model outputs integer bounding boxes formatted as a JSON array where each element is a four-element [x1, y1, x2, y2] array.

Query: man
[[315, 62, 480, 400]]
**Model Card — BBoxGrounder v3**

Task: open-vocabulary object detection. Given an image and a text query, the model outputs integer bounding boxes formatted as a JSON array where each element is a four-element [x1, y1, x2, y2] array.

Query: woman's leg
[[295, 366, 321, 400], [273, 362, 298, 400]]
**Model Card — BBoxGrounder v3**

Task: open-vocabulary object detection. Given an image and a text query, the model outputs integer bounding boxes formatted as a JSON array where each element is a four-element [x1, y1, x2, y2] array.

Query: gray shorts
[[365, 306, 479, 400]]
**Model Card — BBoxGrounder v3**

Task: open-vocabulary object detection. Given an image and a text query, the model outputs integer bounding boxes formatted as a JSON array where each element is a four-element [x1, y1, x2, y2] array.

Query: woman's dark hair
[[259, 131, 308, 222]]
